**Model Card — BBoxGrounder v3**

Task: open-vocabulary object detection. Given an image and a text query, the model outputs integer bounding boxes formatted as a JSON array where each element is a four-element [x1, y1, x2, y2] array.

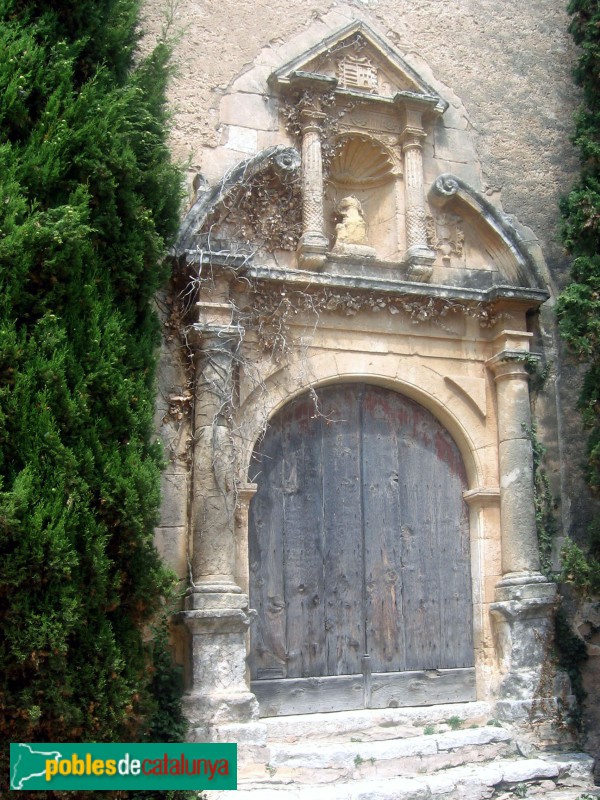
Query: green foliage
[[554, 604, 588, 729], [144, 621, 189, 745], [0, 0, 182, 796], [524, 422, 558, 577], [561, 536, 600, 596], [558, 0, 600, 499], [444, 716, 463, 731]]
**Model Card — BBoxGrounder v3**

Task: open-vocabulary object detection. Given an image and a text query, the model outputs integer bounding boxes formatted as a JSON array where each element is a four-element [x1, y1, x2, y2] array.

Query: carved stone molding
[[426, 211, 465, 263]]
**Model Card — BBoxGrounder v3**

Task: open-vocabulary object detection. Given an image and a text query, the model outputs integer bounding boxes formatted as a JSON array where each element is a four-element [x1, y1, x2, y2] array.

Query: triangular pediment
[[270, 20, 447, 114]]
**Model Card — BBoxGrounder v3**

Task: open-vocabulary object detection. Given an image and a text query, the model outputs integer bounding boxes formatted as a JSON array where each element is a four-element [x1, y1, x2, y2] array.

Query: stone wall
[[142, 0, 593, 538]]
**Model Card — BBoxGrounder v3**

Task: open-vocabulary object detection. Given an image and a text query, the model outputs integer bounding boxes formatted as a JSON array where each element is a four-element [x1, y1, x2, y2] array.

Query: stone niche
[[167, 19, 568, 742]]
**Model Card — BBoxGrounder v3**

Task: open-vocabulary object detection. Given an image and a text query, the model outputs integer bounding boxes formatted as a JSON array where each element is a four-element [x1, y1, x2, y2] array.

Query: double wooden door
[[248, 384, 474, 716]]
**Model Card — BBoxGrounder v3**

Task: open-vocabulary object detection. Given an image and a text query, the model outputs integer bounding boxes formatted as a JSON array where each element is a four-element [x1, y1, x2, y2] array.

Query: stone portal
[[169, 19, 562, 740]]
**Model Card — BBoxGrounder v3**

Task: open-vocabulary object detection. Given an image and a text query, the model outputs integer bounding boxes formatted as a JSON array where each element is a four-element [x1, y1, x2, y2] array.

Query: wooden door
[[248, 384, 474, 716]]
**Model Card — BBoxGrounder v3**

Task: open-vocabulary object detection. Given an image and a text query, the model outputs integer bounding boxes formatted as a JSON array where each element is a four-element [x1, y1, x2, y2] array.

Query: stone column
[[297, 108, 329, 270], [400, 113, 435, 280], [486, 332, 542, 583], [180, 277, 259, 740], [487, 331, 558, 722]]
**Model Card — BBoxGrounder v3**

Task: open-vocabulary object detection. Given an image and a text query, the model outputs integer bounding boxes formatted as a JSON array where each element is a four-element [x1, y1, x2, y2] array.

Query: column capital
[[187, 321, 241, 351], [401, 128, 427, 150], [236, 482, 258, 507], [486, 349, 539, 381], [298, 107, 326, 133]]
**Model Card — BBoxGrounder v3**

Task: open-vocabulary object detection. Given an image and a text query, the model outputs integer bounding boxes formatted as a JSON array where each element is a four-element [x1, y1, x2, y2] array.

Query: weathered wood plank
[[321, 386, 364, 677], [363, 385, 406, 674], [252, 668, 476, 716], [248, 413, 287, 680], [369, 668, 476, 708], [252, 675, 364, 717], [282, 397, 326, 679], [431, 426, 473, 668]]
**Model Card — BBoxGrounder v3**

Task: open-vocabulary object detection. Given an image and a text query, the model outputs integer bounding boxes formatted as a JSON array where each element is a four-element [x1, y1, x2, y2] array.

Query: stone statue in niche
[[332, 195, 376, 257]]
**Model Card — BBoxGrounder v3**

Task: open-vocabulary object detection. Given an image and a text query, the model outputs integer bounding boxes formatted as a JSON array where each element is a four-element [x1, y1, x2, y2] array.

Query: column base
[[491, 580, 559, 709], [297, 233, 328, 270], [404, 245, 435, 282], [183, 690, 260, 731], [179, 594, 259, 736]]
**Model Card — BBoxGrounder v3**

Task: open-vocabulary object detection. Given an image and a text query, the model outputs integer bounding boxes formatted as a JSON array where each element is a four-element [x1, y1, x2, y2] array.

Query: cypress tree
[[558, 0, 600, 538], [0, 0, 183, 794]]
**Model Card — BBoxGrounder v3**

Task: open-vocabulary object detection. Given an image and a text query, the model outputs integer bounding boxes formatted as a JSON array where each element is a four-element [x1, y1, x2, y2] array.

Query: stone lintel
[[243, 265, 550, 307], [184, 249, 254, 269]]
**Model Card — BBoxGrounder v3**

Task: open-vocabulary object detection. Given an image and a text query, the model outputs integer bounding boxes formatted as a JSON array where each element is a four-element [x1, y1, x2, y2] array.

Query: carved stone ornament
[[337, 55, 378, 93], [426, 211, 465, 263]]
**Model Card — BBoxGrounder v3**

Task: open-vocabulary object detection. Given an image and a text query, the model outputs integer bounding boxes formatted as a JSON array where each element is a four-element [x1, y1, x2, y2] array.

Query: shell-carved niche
[[326, 134, 398, 259]]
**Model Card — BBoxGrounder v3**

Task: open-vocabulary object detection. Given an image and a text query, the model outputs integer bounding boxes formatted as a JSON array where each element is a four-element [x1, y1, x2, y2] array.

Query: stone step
[[239, 726, 516, 783], [260, 701, 496, 744], [205, 752, 595, 800]]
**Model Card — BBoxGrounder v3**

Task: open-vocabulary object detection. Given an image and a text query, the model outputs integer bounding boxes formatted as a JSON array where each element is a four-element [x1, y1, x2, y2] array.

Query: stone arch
[[238, 353, 489, 494]]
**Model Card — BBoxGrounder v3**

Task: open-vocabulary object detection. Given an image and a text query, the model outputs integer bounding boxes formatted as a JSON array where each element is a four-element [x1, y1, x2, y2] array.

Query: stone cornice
[[218, 261, 549, 309]]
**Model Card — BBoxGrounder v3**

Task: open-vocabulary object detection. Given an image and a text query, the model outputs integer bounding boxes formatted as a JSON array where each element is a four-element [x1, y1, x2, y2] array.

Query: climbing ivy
[[0, 0, 186, 796], [525, 421, 558, 579]]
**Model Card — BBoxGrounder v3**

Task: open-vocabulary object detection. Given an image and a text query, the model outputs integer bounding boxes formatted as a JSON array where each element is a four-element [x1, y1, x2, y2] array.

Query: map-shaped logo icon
[[11, 743, 63, 790]]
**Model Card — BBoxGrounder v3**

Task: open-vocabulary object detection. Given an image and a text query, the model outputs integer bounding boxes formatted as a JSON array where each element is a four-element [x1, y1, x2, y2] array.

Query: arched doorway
[[248, 384, 475, 715]]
